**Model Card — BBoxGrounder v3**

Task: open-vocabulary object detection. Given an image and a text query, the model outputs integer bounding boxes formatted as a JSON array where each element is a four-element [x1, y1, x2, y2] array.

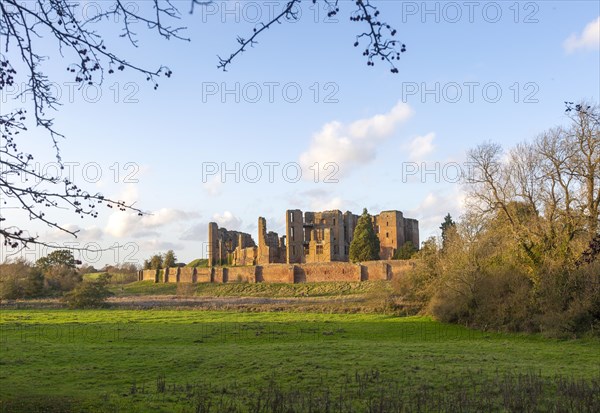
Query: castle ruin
[[208, 209, 419, 267]]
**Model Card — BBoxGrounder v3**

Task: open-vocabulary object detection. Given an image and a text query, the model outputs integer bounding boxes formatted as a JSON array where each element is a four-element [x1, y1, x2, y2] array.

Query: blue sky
[[2, 0, 599, 267]]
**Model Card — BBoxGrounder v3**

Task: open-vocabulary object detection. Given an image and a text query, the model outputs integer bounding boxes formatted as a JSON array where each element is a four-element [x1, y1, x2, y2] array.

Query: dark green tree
[[35, 249, 81, 291], [163, 250, 177, 268], [0, 258, 44, 299], [393, 241, 417, 260], [149, 254, 164, 270], [440, 213, 456, 249], [36, 249, 78, 271], [349, 208, 380, 262]]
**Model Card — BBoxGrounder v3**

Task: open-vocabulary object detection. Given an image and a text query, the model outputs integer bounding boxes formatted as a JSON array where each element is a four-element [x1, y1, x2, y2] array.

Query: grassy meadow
[[0, 308, 598, 412]]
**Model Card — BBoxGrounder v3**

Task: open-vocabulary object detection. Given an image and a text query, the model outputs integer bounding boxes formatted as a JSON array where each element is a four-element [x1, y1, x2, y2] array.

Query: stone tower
[[207, 222, 219, 267], [285, 209, 304, 263]]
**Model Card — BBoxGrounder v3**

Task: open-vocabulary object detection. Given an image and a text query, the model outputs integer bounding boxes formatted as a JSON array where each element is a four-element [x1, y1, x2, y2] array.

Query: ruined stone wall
[[257, 217, 270, 265], [154, 260, 417, 285], [294, 262, 361, 283], [306, 228, 333, 263], [360, 260, 391, 281], [286, 209, 304, 263], [209, 222, 257, 266], [233, 246, 257, 266], [196, 268, 212, 283], [384, 260, 416, 279], [375, 211, 406, 260], [404, 219, 420, 250], [165, 267, 180, 283], [305, 210, 346, 261], [227, 266, 257, 283], [141, 269, 158, 282], [256, 264, 294, 283], [343, 212, 359, 258], [178, 267, 196, 283], [208, 222, 219, 267], [213, 267, 226, 283]]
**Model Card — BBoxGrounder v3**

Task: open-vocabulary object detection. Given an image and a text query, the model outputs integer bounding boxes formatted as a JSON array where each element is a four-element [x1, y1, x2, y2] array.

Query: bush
[[0, 259, 44, 300], [393, 241, 417, 260], [535, 261, 600, 337], [63, 274, 113, 308], [44, 264, 82, 292]]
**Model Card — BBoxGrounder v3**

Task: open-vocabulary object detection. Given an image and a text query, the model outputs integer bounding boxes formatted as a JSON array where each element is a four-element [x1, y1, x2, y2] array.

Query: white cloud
[[115, 183, 139, 204], [105, 208, 199, 238], [299, 102, 414, 177], [408, 132, 436, 161], [212, 211, 242, 230], [285, 189, 359, 213], [203, 175, 222, 196], [180, 222, 207, 241], [311, 196, 344, 211], [139, 239, 185, 253], [45, 224, 104, 243], [563, 16, 600, 53], [407, 189, 466, 240]]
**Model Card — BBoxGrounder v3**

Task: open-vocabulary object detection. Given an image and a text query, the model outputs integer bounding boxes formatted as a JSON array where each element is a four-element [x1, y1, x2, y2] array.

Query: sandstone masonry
[[208, 209, 419, 267]]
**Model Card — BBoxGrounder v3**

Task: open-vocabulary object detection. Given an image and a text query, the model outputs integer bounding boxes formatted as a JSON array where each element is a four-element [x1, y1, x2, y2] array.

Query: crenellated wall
[[140, 269, 159, 282], [257, 264, 295, 283], [294, 262, 361, 283], [137, 260, 415, 285], [360, 261, 390, 281], [178, 267, 196, 283], [165, 267, 180, 283], [227, 266, 257, 283], [213, 267, 226, 283], [196, 268, 212, 283], [386, 260, 415, 279]]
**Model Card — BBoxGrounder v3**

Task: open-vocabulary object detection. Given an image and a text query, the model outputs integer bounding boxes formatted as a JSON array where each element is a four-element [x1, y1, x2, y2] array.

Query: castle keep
[[208, 209, 419, 267]]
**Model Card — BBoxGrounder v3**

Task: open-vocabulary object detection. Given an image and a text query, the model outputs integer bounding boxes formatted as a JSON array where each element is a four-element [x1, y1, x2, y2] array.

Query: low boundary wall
[[137, 260, 415, 284]]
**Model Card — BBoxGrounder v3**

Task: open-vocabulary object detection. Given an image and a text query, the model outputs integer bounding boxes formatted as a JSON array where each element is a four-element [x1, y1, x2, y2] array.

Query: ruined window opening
[[290, 227, 295, 241], [290, 212, 294, 222], [333, 218, 336, 225], [386, 232, 389, 238], [316, 245, 324, 255]]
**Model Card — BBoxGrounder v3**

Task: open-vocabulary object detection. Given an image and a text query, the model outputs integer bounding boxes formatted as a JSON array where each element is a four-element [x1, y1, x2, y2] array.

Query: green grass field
[[0, 309, 598, 412]]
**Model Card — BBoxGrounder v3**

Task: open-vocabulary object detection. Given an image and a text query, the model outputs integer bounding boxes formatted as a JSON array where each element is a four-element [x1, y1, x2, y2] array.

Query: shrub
[[44, 264, 82, 292], [63, 274, 113, 308], [0, 259, 44, 300], [535, 261, 600, 337], [393, 241, 417, 260]]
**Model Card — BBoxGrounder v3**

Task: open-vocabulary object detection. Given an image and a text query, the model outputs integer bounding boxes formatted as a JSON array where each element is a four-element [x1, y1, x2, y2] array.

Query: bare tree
[[0, 0, 405, 250], [465, 102, 600, 268], [564, 102, 600, 235], [214, 0, 405, 73]]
